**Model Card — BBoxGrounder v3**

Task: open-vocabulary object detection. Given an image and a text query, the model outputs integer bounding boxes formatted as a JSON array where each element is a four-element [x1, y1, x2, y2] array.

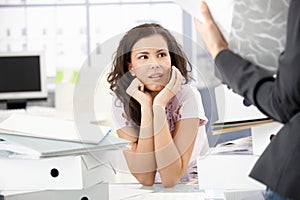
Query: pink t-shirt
[[111, 84, 209, 182]]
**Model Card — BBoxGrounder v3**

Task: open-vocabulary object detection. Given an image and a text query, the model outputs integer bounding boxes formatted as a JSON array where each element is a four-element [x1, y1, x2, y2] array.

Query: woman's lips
[[148, 73, 163, 80]]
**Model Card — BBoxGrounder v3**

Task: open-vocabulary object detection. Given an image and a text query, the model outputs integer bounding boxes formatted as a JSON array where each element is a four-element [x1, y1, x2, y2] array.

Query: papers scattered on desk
[[211, 136, 253, 155], [0, 113, 109, 144]]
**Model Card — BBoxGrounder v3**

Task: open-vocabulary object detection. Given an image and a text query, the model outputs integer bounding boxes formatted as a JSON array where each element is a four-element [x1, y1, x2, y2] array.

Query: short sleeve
[[178, 85, 208, 126], [111, 95, 135, 130]]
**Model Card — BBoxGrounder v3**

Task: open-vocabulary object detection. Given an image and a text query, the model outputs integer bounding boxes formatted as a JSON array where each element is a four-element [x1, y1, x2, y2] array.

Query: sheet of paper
[[175, 0, 234, 38], [0, 139, 41, 158], [0, 114, 109, 143]]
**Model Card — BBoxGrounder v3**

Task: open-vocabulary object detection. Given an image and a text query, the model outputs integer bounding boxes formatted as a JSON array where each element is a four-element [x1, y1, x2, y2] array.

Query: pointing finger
[[201, 1, 215, 24]]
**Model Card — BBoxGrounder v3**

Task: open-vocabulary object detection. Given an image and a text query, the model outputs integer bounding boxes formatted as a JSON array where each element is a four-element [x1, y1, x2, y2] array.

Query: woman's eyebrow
[[156, 48, 168, 53], [136, 51, 149, 55], [134, 51, 149, 58]]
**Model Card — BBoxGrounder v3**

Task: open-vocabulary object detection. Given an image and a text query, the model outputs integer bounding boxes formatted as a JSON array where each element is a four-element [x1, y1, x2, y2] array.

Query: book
[[0, 132, 129, 159]]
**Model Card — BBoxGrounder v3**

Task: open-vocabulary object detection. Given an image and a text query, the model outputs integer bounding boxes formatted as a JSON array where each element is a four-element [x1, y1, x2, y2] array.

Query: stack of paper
[[211, 136, 253, 155], [0, 133, 129, 159], [0, 113, 109, 143], [0, 113, 129, 158], [0, 113, 129, 199], [211, 118, 273, 134]]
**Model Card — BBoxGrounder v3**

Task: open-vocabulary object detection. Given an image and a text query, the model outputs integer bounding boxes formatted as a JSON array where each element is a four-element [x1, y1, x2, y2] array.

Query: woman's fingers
[[172, 67, 183, 93], [167, 66, 176, 88], [166, 66, 182, 94], [126, 78, 142, 96]]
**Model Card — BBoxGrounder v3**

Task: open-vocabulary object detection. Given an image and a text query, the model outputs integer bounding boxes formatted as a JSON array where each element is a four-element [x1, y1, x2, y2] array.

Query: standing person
[[107, 23, 209, 187], [195, 1, 300, 199]]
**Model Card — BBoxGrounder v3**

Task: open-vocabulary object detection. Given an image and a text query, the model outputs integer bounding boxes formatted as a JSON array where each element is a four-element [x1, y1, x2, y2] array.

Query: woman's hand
[[194, 1, 228, 59], [126, 77, 153, 108], [153, 66, 183, 107]]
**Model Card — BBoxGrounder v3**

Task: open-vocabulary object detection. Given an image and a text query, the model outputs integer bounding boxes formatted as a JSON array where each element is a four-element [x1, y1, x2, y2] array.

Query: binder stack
[[0, 154, 112, 200], [0, 114, 129, 200]]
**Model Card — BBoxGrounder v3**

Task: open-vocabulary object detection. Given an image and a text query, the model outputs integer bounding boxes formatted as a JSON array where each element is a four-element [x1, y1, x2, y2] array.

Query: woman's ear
[[128, 63, 132, 71], [128, 63, 135, 77]]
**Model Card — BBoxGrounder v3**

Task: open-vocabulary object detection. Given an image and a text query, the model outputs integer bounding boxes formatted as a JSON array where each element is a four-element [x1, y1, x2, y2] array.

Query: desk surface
[[108, 183, 265, 200], [109, 183, 208, 200]]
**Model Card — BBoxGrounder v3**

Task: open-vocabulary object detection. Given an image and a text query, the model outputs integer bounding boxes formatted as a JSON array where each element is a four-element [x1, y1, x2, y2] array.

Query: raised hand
[[126, 77, 153, 108], [194, 1, 228, 59], [153, 66, 183, 107]]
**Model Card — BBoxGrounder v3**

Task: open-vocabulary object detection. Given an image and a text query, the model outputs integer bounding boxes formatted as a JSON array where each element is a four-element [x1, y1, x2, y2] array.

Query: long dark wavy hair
[[107, 23, 193, 127]]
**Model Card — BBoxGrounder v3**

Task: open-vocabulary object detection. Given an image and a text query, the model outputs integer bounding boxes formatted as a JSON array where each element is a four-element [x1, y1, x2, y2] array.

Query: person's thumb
[[201, 1, 213, 23]]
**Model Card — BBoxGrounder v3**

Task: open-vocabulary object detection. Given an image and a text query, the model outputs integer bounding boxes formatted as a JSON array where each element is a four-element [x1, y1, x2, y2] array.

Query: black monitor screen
[[0, 56, 41, 93]]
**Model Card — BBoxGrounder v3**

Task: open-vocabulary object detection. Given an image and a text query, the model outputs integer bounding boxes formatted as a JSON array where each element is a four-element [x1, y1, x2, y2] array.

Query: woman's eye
[[138, 55, 148, 60], [158, 53, 167, 58]]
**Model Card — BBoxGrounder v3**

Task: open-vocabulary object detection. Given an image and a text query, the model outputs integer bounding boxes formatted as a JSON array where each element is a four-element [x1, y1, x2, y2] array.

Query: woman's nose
[[149, 57, 160, 69], [150, 63, 159, 69]]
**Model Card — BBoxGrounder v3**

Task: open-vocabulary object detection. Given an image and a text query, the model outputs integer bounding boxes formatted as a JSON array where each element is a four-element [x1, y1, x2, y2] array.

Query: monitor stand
[[6, 100, 27, 109]]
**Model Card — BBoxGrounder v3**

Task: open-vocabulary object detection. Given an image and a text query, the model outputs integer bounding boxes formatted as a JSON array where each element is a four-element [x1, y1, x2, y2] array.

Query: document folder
[[0, 154, 115, 190], [0, 182, 108, 200]]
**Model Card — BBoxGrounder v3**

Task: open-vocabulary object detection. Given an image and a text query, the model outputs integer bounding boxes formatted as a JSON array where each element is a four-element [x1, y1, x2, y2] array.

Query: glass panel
[[0, 7, 26, 40], [0, 0, 25, 5], [27, 7, 56, 38], [89, 5, 122, 47], [89, 0, 121, 3], [26, 0, 85, 5], [150, 4, 182, 34], [0, 1, 183, 77], [119, 4, 152, 31]]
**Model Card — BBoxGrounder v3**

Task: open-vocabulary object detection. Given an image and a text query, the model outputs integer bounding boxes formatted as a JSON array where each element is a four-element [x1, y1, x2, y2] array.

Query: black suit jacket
[[214, 0, 300, 198]]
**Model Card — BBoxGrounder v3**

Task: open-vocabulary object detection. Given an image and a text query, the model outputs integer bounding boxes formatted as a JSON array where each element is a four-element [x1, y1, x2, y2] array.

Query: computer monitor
[[0, 52, 47, 109]]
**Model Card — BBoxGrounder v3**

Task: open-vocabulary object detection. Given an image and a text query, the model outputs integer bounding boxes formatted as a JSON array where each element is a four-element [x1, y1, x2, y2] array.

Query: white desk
[[109, 183, 207, 200], [109, 183, 265, 200]]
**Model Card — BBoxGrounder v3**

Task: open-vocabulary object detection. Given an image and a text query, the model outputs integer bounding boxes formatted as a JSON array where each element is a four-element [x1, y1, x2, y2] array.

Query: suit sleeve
[[214, 0, 300, 123]]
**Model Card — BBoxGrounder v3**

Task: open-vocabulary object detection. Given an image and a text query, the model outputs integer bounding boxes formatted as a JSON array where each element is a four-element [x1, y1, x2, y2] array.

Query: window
[[0, 0, 183, 77]]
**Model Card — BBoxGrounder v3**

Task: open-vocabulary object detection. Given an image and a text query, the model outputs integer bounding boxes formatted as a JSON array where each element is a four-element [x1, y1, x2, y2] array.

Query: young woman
[[107, 23, 209, 187]]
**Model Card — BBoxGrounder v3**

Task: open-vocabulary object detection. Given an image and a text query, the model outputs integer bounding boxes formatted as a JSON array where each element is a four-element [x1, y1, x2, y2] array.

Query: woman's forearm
[[123, 106, 156, 185], [152, 105, 183, 187]]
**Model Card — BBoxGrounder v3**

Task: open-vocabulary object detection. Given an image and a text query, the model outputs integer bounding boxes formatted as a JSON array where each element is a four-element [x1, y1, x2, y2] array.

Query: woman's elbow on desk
[[161, 178, 180, 188], [133, 173, 156, 186], [159, 171, 182, 188]]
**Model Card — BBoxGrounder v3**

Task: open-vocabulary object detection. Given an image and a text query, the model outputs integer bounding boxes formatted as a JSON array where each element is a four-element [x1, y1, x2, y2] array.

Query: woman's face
[[129, 34, 172, 92]]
